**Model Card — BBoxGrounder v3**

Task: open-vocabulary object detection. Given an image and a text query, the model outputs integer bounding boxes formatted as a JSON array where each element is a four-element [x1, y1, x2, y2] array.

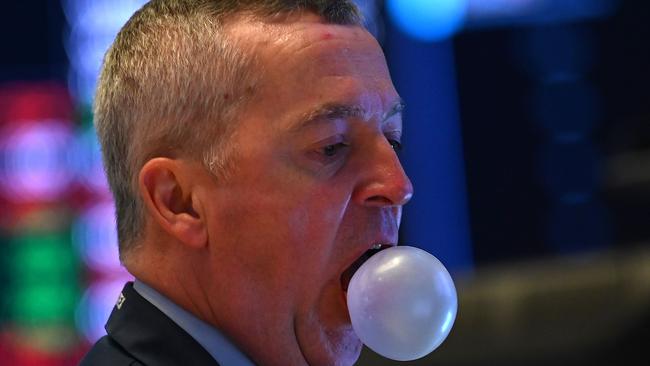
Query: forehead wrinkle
[[232, 16, 369, 57]]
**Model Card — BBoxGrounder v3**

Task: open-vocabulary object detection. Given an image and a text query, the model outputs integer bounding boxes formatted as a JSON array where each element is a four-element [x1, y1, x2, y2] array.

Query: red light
[[0, 83, 73, 125]]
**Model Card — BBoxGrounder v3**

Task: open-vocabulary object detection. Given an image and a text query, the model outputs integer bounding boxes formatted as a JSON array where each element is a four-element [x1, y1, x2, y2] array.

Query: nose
[[352, 138, 414, 208]]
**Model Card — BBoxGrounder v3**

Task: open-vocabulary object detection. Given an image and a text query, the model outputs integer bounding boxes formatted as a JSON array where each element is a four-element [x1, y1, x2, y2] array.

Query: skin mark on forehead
[[290, 99, 405, 133], [321, 31, 334, 40], [230, 15, 368, 47], [314, 25, 366, 41]]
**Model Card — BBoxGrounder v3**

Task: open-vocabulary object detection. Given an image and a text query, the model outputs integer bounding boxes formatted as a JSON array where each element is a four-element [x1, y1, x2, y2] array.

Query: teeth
[[371, 244, 382, 250]]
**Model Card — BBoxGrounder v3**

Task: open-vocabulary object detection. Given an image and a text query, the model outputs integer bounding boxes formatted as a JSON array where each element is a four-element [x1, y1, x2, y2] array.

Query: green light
[[10, 285, 78, 325], [10, 232, 77, 285], [7, 231, 80, 327]]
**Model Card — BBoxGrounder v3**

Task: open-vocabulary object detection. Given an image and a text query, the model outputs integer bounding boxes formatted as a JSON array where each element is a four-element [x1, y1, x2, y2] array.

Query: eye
[[308, 134, 350, 166], [385, 130, 403, 152], [388, 139, 402, 151], [322, 142, 349, 157]]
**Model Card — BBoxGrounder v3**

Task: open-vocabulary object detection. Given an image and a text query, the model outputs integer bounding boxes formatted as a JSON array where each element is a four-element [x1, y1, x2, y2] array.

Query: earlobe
[[139, 158, 208, 249]]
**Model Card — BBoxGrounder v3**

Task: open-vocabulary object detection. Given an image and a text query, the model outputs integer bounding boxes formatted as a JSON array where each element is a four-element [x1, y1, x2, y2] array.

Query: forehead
[[231, 16, 389, 74], [228, 15, 398, 123]]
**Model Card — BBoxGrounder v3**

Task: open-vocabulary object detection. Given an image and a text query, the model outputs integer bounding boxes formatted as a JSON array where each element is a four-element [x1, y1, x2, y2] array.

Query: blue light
[[68, 127, 109, 193], [75, 277, 132, 342], [0, 122, 74, 202], [72, 202, 121, 273], [63, 0, 148, 104], [386, 0, 467, 42]]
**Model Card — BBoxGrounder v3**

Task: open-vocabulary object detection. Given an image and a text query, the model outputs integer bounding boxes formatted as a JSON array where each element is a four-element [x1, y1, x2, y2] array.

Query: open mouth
[[340, 244, 392, 293]]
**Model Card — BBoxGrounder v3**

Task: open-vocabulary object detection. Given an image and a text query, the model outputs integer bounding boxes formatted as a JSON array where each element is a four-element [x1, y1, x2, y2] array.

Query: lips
[[340, 244, 393, 293]]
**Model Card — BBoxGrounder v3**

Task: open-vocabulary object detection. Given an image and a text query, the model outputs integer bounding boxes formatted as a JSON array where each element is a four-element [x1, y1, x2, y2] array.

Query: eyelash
[[313, 133, 402, 166], [320, 137, 401, 156]]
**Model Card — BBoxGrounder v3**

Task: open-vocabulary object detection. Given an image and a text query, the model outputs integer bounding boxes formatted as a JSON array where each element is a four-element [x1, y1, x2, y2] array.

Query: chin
[[302, 327, 363, 366], [332, 335, 363, 366], [295, 280, 364, 366]]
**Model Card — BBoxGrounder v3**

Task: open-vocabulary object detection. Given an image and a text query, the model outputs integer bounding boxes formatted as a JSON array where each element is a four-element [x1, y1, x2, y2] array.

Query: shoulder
[[78, 335, 143, 366]]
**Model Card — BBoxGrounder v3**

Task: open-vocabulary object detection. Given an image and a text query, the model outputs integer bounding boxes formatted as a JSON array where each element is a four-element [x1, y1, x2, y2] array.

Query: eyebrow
[[291, 99, 405, 132]]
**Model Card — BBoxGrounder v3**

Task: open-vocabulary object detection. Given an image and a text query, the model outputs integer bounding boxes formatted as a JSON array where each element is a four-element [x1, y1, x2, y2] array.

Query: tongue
[[341, 247, 384, 292]]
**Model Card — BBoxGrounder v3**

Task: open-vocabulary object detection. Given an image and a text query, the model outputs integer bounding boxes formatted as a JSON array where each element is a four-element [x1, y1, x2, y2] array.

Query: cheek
[[285, 196, 348, 244], [213, 183, 349, 273], [245, 171, 351, 240]]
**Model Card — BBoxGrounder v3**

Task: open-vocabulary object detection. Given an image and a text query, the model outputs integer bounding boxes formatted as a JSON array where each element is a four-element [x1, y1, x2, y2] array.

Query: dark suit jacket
[[79, 282, 220, 366]]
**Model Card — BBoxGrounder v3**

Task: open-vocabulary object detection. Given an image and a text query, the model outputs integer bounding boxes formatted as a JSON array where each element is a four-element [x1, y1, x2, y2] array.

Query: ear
[[138, 157, 208, 249]]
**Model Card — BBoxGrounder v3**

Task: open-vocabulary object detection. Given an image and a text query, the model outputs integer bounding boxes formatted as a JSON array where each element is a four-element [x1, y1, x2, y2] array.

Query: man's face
[[198, 15, 412, 366]]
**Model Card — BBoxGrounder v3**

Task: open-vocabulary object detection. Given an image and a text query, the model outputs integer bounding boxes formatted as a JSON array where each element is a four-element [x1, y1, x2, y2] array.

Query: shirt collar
[[133, 279, 256, 366]]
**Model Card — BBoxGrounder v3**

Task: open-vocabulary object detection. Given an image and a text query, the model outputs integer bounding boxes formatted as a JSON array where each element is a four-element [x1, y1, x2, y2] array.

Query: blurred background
[[0, 0, 648, 365]]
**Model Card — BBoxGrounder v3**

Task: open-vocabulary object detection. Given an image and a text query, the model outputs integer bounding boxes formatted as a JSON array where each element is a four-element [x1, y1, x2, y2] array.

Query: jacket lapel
[[105, 282, 220, 366]]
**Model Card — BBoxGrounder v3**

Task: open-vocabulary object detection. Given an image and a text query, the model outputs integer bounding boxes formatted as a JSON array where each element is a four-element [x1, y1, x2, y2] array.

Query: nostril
[[366, 195, 393, 205], [359, 180, 413, 207]]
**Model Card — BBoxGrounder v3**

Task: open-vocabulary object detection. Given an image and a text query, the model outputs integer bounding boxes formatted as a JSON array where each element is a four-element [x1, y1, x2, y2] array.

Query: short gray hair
[[94, 0, 362, 261]]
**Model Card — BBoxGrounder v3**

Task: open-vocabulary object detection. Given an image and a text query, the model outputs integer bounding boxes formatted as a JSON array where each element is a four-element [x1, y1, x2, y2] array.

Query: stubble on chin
[[301, 326, 362, 366]]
